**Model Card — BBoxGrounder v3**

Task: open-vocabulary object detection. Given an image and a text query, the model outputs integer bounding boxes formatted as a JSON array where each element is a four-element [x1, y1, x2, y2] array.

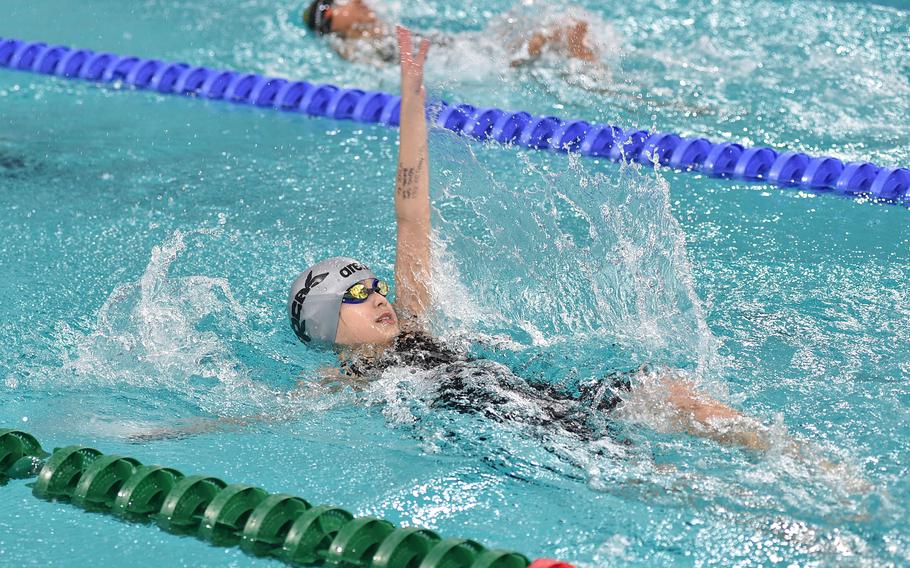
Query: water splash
[[429, 129, 723, 377], [353, 360, 631, 486], [53, 222, 286, 417]]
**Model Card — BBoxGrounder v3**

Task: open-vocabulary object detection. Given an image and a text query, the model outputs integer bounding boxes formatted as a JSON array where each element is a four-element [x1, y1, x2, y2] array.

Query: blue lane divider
[[2, 37, 909, 206]]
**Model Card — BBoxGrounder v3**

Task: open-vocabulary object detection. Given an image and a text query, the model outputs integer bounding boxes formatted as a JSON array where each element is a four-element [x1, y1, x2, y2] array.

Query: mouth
[[375, 311, 397, 325]]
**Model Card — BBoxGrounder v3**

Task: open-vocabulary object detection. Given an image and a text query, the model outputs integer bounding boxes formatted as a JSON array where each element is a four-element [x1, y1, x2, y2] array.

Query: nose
[[371, 291, 388, 307]]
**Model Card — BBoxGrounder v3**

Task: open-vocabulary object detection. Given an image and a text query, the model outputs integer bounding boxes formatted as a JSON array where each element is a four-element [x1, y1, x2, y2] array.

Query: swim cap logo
[[291, 270, 328, 342], [339, 262, 366, 278]]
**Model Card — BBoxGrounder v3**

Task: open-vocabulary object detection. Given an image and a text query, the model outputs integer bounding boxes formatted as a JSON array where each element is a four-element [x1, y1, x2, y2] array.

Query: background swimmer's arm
[[393, 26, 432, 321], [509, 22, 598, 67], [509, 31, 547, 67]]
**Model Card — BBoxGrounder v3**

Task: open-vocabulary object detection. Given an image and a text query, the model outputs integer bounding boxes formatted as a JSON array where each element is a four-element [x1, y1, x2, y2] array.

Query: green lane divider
[[422, 539, 487, 567], [72, 455, 141, 511], [280, 505, 355, 565], [241, 493, 311, 556], [113, 465, 184, 521], [33, 445, 102, 499], [199, 484, 271, 546], [0, 428, 49, 482], [0, 429, 574, 568], [156, 474, 228, 533], [372, 527, 440, 568]]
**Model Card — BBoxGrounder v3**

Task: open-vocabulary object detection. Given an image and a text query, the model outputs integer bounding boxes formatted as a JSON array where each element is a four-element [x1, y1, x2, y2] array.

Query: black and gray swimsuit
[[342, 331, 632, 441]]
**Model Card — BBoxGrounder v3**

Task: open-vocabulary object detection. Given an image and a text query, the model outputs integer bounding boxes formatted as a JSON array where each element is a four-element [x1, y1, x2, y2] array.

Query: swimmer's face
[[334, 279, 400, 345], [329, 0, 381, 39]]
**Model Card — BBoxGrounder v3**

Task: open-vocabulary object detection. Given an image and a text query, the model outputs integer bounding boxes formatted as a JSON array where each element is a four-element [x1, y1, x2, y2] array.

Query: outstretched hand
[[396, 25, 429, 103]]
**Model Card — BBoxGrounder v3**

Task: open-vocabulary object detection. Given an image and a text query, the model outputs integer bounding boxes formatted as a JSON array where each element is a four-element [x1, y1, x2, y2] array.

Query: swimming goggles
[[309, 0, 334, 35], [342, 279, 390, 303]]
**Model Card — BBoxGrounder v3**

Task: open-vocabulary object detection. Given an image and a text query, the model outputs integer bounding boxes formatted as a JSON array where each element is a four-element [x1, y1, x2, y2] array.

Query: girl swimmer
[[288, 26, 772, 450]]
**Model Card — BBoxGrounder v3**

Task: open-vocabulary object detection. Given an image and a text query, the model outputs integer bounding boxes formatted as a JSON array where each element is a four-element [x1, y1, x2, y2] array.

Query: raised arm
[[393, 26, 432, 321]]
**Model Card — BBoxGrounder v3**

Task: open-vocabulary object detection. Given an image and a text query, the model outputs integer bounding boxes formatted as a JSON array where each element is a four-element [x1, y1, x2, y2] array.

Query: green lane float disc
[[469, 550, 531, 568], [155, 475, 227, 534], [33, 446, 103, 500], [419, 539, 486, 568], [325, 517, 396, 567], [240, 493, 311, 556], [198, 484, 269, 546], [6, 455, 46, 479], [278, 505, 354, 566], [0, 429, 48, 476], [113, 465, 184, 521], [72, 455, 142, 511], [372, 527, 441, 568]]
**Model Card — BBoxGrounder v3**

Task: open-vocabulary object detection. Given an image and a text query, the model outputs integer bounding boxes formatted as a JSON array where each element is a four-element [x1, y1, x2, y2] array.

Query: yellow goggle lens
[[343, 279, 389, 302]]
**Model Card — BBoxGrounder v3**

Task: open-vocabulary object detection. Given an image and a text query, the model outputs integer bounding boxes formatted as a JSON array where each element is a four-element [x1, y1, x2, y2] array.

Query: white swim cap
[[288, 257, 377, 345]]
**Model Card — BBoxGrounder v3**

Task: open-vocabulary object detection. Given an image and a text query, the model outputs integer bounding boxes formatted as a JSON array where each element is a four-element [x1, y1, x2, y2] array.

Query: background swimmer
[[299, 0, 711, 115], [301, 0, 601, 68]]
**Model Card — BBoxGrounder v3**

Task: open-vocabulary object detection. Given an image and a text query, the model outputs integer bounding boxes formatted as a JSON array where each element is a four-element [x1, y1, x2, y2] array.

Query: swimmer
[[288, 26, 772, 451], [131, 29, 861, 493], [301, 0, 600, 68], [299, 0, 712, 116]]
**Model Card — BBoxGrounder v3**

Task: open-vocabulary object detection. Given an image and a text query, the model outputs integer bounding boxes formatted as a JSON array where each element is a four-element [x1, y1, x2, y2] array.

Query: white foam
[[52, 225, 290, 417], [430, 131, 724, 378]]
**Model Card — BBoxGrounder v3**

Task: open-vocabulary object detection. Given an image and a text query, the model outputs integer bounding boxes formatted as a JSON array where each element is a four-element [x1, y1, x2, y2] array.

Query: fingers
[[416, 38, 430, 66], [396, 24, 413, 62], [396, 25, 430, 65]]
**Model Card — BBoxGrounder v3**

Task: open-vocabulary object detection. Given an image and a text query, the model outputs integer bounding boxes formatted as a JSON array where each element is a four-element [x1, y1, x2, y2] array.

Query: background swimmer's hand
[[510, 21, 598, 67]]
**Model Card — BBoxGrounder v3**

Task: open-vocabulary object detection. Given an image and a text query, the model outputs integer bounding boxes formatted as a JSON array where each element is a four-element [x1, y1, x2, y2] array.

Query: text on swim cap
[[339, 262, 367, 278]]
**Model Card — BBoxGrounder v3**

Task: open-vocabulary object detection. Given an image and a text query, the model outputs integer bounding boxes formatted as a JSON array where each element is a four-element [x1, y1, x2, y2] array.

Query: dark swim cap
[[288, 257, 377, 345], [303, 0, 334, 35]]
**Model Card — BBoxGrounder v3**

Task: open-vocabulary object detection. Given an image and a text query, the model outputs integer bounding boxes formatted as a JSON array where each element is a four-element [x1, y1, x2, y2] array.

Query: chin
[[375, 324, 400, 342]]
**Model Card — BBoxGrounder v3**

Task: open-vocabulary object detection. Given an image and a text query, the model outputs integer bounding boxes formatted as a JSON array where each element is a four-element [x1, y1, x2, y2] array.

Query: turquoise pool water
[[2, 0, 909, 566]]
